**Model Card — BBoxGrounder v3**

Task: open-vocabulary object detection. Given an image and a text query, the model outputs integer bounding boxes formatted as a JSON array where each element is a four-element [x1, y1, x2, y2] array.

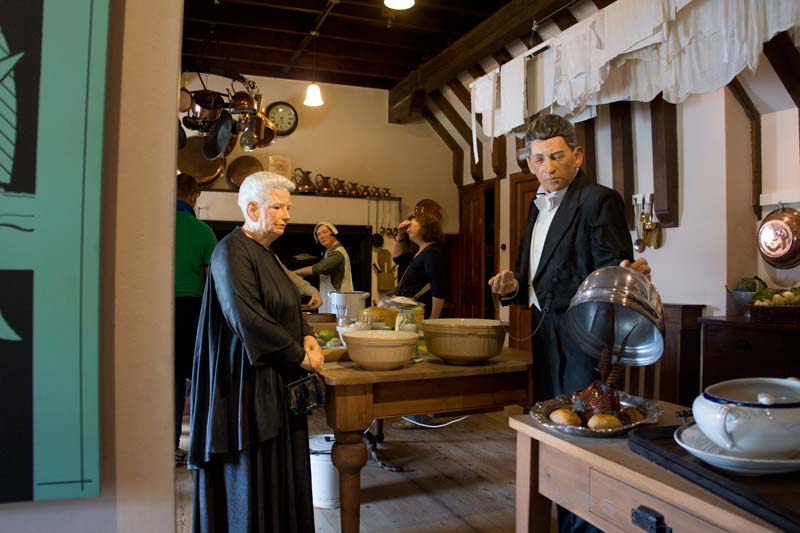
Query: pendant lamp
[[304, 30, 324, 107], [304, 83, 323, 107], [384, 0, 414, 9]]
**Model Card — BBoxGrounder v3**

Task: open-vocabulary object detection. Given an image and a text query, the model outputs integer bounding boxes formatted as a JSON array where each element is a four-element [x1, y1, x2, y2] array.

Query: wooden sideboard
[[699, 316, 800, 388]]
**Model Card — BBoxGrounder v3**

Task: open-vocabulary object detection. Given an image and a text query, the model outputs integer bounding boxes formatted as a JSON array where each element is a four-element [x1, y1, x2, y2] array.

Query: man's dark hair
[[525, 114, 577, 149], [177, 173, 200, 199]]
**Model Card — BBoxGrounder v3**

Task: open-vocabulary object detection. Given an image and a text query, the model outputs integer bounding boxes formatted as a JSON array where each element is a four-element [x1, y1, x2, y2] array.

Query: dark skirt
[[192, 413, 314, 533]]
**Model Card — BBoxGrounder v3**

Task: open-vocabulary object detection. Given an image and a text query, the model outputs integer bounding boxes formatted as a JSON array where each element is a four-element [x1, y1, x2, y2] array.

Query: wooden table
[[320, 348, 532, 533], [509, 402, 776, 532]]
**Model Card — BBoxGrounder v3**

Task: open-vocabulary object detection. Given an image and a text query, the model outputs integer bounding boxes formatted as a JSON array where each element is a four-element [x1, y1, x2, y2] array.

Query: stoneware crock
[[692, 377, 800, 459]]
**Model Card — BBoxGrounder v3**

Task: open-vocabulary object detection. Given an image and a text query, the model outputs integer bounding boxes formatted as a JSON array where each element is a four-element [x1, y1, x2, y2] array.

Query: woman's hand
[[306, 289, 323, 309], [396, 219, 411, 241], [301, 335, 324, 373]]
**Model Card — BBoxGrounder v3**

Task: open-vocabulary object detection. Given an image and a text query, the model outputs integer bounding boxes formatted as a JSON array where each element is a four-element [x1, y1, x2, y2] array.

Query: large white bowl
[[422, 318, 506, 365], [692, 377, 800, 459], [342, 330, 418, 371]]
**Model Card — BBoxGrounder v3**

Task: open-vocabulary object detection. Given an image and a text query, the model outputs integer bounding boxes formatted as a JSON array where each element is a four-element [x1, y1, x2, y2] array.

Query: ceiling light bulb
[[384, 0, 414, 10], [304, 83, 324, 107]]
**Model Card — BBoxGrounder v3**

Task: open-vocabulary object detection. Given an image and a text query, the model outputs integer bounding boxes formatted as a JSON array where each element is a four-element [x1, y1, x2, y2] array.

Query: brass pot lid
[[225, 155, 264, 191], [178, 136, 224, 187], [414, 198, 442, 221], [758, 207, 800, 269]]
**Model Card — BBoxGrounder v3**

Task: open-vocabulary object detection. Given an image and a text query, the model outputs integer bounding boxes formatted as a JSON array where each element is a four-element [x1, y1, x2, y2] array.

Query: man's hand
[[301, 335, 325, 373], [488, 270, 519, 296], [307, 289, 323, 310], [620, 258, 651, 281]]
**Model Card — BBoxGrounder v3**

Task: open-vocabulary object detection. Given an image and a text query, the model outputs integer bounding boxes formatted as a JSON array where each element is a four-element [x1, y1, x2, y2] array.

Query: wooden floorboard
[[176, 406, 526, 532]]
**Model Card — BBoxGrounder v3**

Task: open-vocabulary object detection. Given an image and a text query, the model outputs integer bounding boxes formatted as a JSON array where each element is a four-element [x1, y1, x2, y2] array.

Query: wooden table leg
[[516, 432, 551, 533], [332, 429, 368, 533]]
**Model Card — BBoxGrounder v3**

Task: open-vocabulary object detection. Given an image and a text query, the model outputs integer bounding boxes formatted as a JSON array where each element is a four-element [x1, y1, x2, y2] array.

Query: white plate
[[674, 424, 800, 476]]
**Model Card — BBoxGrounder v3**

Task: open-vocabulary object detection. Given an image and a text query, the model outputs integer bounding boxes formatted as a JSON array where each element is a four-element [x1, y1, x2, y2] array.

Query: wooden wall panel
[[609, 102, 635, 229], [650, 96, 679, 227]]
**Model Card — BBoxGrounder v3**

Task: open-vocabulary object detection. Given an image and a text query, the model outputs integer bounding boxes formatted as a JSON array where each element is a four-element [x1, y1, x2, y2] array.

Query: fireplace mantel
[[196, 190, 402, 227]]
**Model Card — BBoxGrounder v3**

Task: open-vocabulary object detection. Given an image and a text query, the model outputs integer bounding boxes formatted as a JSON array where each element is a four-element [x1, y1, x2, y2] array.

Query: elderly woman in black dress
[[188, 171, 324, 533]]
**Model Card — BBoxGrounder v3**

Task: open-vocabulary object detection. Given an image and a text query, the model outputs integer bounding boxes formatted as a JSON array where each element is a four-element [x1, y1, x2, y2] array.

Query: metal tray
[[529, 392, 662, 438]]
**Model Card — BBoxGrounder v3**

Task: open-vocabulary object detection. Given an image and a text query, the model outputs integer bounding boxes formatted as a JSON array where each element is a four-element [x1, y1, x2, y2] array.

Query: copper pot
[[758, 207, 800, 269], [190, 90, 225, 125]]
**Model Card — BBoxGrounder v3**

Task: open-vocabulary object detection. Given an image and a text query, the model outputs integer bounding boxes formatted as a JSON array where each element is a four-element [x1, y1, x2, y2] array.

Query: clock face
[[266, 101, 298, 136]]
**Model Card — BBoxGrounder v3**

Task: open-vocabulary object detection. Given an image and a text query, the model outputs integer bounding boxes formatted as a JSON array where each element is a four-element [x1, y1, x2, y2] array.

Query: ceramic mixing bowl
[[342, 330, 418, 371], [422, 318, 506, 364]]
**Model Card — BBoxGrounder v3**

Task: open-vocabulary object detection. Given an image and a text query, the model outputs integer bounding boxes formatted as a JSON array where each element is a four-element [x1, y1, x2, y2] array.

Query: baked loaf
[[587, 413, 623, 430], [549, 408, 582, 426]]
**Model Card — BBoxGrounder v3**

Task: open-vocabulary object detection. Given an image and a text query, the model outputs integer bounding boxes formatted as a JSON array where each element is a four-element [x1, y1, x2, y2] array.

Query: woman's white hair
[[237, 171, 295, 218]]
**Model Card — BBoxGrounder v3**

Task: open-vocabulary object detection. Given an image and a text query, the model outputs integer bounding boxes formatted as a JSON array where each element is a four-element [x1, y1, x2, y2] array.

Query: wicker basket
[[747, 304, 800, 323]]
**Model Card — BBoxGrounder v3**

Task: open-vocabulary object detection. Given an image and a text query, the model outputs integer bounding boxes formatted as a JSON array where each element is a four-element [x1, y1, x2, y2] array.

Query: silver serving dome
[[563, 266, 665, 366]]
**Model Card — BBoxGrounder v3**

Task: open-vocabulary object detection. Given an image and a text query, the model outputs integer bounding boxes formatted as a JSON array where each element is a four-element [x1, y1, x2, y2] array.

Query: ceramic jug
[[333, 178, 347, 196], [292, 168, 316, 194], [347, 182, 360, 197], [382, 187, 391, 197], [369, 186, 381, 197], [315, 174, 333, 195], [359, 184, 370, 198]]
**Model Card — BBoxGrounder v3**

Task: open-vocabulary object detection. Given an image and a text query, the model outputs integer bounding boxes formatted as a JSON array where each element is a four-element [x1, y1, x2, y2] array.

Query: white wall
[[184, 75, 457, 233], [0, 0, 180, 531]]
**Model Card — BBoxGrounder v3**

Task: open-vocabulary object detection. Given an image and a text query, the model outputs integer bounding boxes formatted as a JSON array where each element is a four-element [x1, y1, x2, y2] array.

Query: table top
[[320, 347, 530, 386]]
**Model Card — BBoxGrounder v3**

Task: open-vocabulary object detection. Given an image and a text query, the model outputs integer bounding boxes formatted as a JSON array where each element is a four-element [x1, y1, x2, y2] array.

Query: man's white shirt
[[528, 184, 570, 310]]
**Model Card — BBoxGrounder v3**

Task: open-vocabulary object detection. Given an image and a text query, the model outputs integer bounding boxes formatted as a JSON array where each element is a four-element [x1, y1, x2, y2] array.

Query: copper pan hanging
[[758, 207, 800, 269], [178, 136, 225, 187]]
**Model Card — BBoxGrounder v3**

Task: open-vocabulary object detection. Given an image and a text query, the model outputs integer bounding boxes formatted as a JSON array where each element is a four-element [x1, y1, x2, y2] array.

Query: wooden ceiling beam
[[182, 42, 408, 80], [183, 22, 423, 68], [551, 7, 578, 31], [184, 58, 396, 89], [763, 31, 800, 108], [224, 0, 479, 35], [492, 48, 513, 66], [388, 0, 575, 123], [422, 106, 464, 187], [184, 6, 451, 53]]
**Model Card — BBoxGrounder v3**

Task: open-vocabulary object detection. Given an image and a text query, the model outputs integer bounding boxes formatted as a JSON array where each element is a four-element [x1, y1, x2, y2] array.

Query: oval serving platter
[[529, 392, 662, 438]]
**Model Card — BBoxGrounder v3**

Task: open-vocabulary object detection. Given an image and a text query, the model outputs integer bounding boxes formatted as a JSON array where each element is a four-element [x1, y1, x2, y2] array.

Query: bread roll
[[620, 406, 644, 424], [587, 413, 623, 430], [549, 408, 582, 426]]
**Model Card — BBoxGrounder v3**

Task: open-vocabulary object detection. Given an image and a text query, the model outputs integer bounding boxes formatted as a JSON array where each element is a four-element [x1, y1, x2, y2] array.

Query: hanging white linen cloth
[[550, 0, 800, 113], [498, 53, 528, 135], [470, 71, 497, 163]]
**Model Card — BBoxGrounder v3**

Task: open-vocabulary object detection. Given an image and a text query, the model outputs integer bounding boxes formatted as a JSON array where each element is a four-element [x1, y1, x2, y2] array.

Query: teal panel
[[0, 0, 108, 502]]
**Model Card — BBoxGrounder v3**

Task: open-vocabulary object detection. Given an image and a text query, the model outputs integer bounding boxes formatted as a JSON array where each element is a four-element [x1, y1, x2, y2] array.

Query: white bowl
[[336, 322, 368, 347], [692, 377, 800, 459], [342, 330, 418, 371], [422, 318, 506, 365]]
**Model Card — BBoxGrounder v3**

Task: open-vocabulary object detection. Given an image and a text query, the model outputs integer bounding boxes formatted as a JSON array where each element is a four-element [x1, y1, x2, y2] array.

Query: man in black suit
[[490, 113, 650, 532]]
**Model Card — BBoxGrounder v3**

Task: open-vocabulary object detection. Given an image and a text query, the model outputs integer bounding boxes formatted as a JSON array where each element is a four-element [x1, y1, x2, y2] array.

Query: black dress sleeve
[[211, 238, 305, 367], [423, 245, 446, 300]]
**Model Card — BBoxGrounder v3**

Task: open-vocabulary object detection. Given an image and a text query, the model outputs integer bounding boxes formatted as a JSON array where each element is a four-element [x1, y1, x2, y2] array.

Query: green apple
[[318, 329, 334, 342]]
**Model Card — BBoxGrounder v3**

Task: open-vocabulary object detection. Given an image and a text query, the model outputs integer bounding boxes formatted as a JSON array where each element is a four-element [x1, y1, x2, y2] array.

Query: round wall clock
[[265, 101, 299, 136]]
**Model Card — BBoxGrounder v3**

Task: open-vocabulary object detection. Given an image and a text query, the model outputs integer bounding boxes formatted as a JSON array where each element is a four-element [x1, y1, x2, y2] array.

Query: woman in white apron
[[293, 221, 353, 313]]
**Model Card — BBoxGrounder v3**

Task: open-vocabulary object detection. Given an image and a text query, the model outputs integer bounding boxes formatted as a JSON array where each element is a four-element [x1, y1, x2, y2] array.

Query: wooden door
[[508, 171, 539, 351], [459, 182, 484, 318]]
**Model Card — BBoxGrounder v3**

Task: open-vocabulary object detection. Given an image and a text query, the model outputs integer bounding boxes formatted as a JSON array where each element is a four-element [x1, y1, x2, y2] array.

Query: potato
[[587, 414, 623, 430], [549, 408, 582, 426], [772, 294, 787, 306]]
